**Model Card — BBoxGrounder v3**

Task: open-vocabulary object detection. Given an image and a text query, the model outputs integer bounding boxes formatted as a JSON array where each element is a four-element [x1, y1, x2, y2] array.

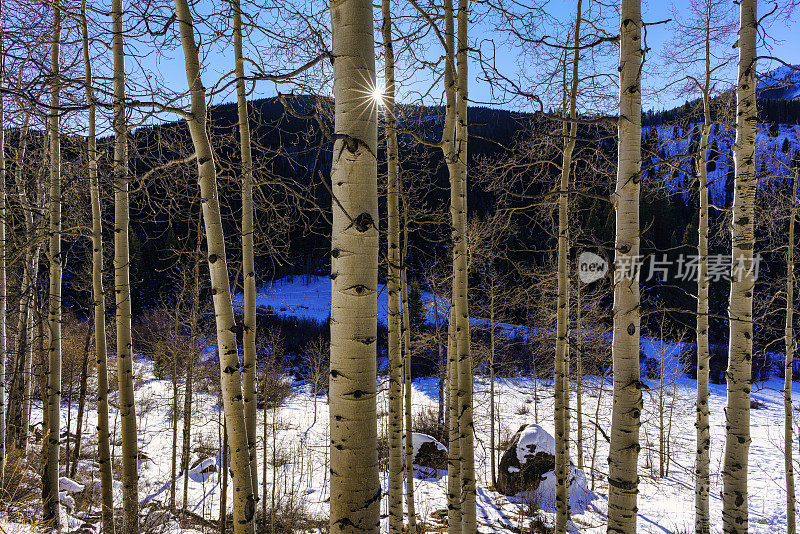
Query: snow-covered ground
[[6, 275, 796, 533], [20, 359, 797, 533]]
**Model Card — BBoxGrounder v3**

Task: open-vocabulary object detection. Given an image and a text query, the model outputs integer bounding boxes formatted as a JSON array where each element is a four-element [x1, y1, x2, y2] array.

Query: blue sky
[[124, 0, 797, 123]]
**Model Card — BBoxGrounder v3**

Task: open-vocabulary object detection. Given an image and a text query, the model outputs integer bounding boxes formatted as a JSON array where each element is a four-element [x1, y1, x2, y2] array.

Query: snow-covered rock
[[497, 424, 592, 512], [59, 477, 85, 494], [514, 424, 555, 464], [188, 457, 217, 483], [498, 424, 556, 496], [411, 433, 447, 471]]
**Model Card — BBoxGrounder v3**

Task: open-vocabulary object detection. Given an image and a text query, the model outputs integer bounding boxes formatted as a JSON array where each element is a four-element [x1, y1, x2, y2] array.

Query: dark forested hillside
[[40, 88, 798, 353]]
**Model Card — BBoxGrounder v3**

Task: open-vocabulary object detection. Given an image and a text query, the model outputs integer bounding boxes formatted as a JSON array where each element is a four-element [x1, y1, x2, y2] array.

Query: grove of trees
[[0, 0, 799, 533]]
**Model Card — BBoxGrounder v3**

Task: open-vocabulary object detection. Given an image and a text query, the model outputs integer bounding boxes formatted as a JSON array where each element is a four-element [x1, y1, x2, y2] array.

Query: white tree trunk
[[111, 2, 139, 530], [695, 19, 713, 531], [382, 0, 404, 529], [453, 2, 475, 531], [607, 1, 642, 532], [43, 5, 62, 527], [785, 168, 797, 534], [173, 1, 257, 532], [722, 1, 756, 532], [446, 306, 461, 534], [82, 2, 115, 529], [400, 239, 416, 531], [232, 0, 260, 499], [327, 0, 380, 529], [554, 4, 581, 531]]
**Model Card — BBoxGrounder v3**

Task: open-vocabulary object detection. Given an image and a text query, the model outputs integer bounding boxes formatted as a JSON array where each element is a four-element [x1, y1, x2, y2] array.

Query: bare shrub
[[412, 406, 445, 442]]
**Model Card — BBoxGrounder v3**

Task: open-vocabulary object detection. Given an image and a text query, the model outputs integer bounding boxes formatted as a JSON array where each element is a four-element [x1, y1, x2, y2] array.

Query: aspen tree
[[785, 164, 798, 534], [694, 28, 713, 534], [607, 0, 643, 532], [81, 2, 115, 528], [575, 273, 584, 472], [42, 4, 62, 527], [233, 0, 259, 498], [554, 3, 581, 532], [722, 1, 756, 531], [437, 0, 462, 527], [663, 3, 736, 525], [220, 420, 228, 534], [382, 0, 405, 527], [172, 0, 257, 532], [182, 209, 202, 511], [327, 0, 380, 527], [8, 102, 41, 456], [400, 208, 417, 532], [111, 1, 139, 529], [489, 288, 496, 487], [453, 0, 475, 530], [446, 306, 461, 534]]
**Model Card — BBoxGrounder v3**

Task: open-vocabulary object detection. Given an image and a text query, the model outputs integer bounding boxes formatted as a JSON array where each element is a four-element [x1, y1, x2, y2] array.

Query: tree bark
[[785, 168, 797, 534], [7, 103, 43, 453], [182, 208, 202, 511], [6, 107, 36, 456], [171, 337, 178, 511], [172, 1, 257, 532], [70, 322, 92, 478], [695, 18, 713, 530], [489, 290, 496, 489], [554, 4, 581, 531], [453, 1, 475, 530], [42, 5, 62, 527], [327, 0, 380, 528], [112, 1, 140, 530], [575, 278, 584, 472], [401, 214, 417, 532], [233, 0, 259, 499], [441, 0, 461, 527], [722, 1, 756, 532], [220, 420, 229, 534], [382, 0, 404, 527], [446, 306, 461, 534], [607, 1, 643, 532]]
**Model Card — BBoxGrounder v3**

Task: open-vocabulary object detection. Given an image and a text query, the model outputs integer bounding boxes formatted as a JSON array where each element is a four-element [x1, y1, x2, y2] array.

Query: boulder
[[497, 424, 591, 511], [59, 476, 86, 494], [497, 424, 556, 496], [188, 457, 217, 483], [411, 433, 448, 470]]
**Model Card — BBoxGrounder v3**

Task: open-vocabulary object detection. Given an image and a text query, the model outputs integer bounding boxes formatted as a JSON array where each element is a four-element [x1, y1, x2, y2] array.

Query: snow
[[58, 477, 84, 494], [515, 424, 556, 464], [411, 432, 447, 459], [14, 349, 799, 533], [7, 276, 798, 533], [187, 457, 217, 484], [642, 122, 800, 207], [232, 275, 444, 327], [758, 64, 800, 100]]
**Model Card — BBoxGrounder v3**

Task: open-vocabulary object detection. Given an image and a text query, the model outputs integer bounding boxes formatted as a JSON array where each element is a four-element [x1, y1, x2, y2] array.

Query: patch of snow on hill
[[758, 64, 800, 101], [232, 275, 444, 326]]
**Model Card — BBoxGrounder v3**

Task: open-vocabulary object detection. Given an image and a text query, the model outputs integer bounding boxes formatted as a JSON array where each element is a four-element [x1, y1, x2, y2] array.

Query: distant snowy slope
[[758, 64, 800, 101], [643, 122, 800, 207], [232, 275, 444, 326]]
